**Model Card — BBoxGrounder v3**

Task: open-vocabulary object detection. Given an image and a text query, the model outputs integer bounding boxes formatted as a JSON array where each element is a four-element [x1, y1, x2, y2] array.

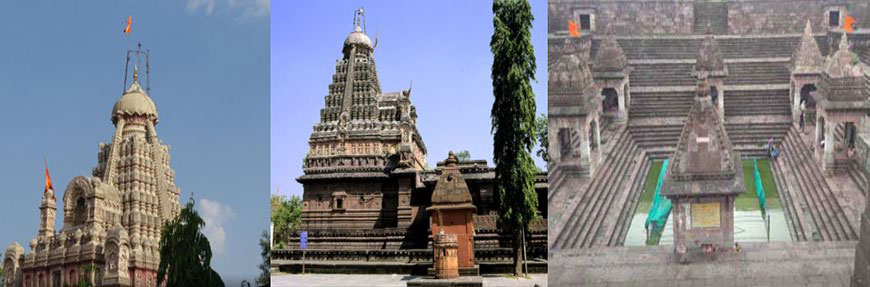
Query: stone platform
[[550, 241, 856, 287], [271, 274, 548, 287], [406, 276, 483, 287]]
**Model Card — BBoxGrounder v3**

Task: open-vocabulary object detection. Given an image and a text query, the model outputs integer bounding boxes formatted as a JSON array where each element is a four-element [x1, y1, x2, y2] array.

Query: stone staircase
[[591, 36, 800, 60], [726, 61, 791, 85], [551, 128, 647, 249], [723, 89, 791, 117], [724, 120, 791, 158], [628, 122, 682, 160], [630, 64, 694, 87], [847, 162, 870, 198], [771, 126, 859, 241], [629, 91, 694, 118], [606, 155, 651, 246]]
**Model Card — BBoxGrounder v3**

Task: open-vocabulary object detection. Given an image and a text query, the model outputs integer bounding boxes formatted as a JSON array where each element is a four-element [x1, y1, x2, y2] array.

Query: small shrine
[[661, 76, 744, 263]]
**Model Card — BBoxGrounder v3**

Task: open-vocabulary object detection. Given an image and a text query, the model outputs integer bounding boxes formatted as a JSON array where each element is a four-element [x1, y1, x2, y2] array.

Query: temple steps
[[772, 126, 858, 241], [770, 151, 808, 241], [589, 36, 800, 60], [846, 162, 870, 198], [629, 91, 694, 118], [724, 120, 791, 158], [724, 89, 791, 117], [552, 128, 645, 249], [605, 152, 650, 246], [628, 123, 682, 159], [631, 63, 695, 87], [726, 61, 791, 85]]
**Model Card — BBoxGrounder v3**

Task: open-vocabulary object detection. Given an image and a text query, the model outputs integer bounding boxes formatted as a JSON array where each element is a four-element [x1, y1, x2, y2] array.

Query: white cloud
[[186, 0, 270, 19], [198, 198, 237, 256]]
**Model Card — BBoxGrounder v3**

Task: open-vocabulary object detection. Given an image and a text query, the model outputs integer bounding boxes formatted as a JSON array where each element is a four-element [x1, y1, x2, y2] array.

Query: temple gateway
[[3, 48, 182, 287], [272, 9, 548, 274]]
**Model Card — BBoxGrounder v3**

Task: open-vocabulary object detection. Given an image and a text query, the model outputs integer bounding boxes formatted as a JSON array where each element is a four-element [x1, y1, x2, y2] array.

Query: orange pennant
[[569, 20, 580, 37], [44, 159, 54, 199], [844, 14, 856, 33], [124, 16, 132, 36]]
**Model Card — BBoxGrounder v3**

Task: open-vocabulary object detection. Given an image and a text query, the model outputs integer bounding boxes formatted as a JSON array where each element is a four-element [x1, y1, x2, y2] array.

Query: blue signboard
[[300, 231, 308, 250]]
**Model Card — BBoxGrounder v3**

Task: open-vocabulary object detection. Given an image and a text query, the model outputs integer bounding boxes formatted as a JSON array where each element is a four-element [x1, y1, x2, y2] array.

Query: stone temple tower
[[3, 46, 182, 287], [299, 8, 428, 230]]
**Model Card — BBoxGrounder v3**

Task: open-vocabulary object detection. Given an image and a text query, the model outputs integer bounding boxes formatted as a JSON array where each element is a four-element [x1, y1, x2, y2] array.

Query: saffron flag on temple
[[124, 16, 132, 36], [844, 15, 856, 33], [44, 160, 54, 199], [569, 20, 580, 37]]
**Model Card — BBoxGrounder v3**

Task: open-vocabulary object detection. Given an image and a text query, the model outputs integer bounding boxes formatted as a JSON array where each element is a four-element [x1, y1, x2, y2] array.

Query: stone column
[[617, 85, 627, 124], [824, 120, 835, 171], [717, 86, 725, 119], [792, 83, 801, 123]]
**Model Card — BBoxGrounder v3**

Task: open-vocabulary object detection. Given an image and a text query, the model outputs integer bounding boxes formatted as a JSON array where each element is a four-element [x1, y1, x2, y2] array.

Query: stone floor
[[271, 273, 548, 287], [549, 241, 856, 287]]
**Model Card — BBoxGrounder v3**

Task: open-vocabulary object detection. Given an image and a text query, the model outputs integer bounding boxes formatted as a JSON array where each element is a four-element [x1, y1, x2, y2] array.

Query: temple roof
[[592, 33, 627, 73], [791, 20, 824, 74], [661, 79, 743, 197], [548, 40, 599, 116], [112, 68, 157, 125], [429, 152, 474, 208], [695, 34, 726, 74], [824, 33, 866, 78]]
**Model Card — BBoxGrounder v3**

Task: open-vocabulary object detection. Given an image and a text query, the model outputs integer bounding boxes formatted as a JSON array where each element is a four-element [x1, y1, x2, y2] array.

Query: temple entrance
[[800, 85, 816, 109], [558, 128, 573, 157], [602, 88, 619, 113], [845, 122, 857, 149], [710, 86, 719, 107]]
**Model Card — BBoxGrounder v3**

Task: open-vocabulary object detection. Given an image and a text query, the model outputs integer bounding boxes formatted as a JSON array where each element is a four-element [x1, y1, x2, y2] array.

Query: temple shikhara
[[547, 0, 870, 286], [3, 47, 181, 287], [272, 9, 548, 275]]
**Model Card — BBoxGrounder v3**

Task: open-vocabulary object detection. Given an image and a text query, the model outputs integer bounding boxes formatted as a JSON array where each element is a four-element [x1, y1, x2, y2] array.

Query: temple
[[548, 0, 870, 285], [273, 9, 548, 274], [3, 47, 181, 287]]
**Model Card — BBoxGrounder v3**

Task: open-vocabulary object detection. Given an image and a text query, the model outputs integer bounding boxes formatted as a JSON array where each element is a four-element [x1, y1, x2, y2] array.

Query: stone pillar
[[432, 231, 459, 279], [824, 120, 836, 172], [717, 90, 725, 119], [617, 87, 627, 124], [852, 188, 870, 286]]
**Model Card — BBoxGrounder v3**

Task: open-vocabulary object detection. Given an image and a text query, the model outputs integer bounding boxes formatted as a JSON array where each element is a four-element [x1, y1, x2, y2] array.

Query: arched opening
[[73, 197, 87, 226], [800, 85, 816, 108], [710, 86, 719, 107], [558, 128, 573, 158], [589, 120, 599, 151], [602, 88, 619, 113]]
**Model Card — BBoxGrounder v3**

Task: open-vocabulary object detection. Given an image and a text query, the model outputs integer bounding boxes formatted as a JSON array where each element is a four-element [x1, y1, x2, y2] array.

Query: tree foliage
[[490, 0, 539, 276], [257, 230, 271, 287], [270, 194, 302, 247], [455, 150, 471, 161], [535, 113, 549, 164], [157, 198, 225, 287]]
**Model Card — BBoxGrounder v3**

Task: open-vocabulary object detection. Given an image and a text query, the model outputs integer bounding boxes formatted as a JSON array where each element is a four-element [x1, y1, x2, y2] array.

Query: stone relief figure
[[3, 265, 13, 287], [118, 246, 129, 272], [106, 247, 118, 272]]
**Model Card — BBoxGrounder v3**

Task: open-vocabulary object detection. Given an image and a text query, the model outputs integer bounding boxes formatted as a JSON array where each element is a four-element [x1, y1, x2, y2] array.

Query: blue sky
[[271, 0, 548, 199], [0, 0, 269, 284]]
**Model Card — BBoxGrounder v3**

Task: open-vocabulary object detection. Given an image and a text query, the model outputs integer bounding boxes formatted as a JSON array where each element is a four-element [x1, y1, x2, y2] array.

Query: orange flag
[[124, 16, 132, 36], [569, 20, 580, 37], [844, 14, 856, 33], [44, 159, 54, 199]]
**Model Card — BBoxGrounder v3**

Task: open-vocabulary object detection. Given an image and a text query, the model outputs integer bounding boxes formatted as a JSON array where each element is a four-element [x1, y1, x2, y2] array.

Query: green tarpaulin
[[645, 159, 671, 232]]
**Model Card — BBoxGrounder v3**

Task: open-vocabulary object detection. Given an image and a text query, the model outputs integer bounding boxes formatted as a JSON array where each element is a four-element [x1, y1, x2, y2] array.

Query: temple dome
[[344, 27, 372, 49], [112, 71, 157, 124]]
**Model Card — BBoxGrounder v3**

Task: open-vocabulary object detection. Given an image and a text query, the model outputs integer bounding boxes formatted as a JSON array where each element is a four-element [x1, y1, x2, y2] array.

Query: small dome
[[344, 28, 372, 49], [112, 78, 158, 124], [593, 34, 627, 72], [824, 33, 864, 78], [696, 34, 726, 72]]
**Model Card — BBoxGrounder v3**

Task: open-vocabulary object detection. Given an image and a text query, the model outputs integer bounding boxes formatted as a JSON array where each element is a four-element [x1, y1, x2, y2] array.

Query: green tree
[[490, 0, 539, 276], [270, 194, 302, 247], [157, 198, 225, 287], [256, 230, 271, 287], [535, 113, 549, 165], [0, 269, 4, 286], [455, 150, 471, 161]]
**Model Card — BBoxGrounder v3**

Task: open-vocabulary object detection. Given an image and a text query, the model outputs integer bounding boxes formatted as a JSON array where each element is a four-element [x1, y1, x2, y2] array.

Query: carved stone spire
[[791, 20, 824, 74]]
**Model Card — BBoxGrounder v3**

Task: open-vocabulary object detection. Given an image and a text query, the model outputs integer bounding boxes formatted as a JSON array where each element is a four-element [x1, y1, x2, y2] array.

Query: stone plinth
[[433, 232, 459, 279], [406, 276, 483, 287]]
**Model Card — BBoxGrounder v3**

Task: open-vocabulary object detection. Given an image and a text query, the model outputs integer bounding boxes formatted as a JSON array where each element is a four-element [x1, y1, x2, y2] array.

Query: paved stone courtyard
[[550, 241, 856, 287], [271, 273, 548, 287]]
